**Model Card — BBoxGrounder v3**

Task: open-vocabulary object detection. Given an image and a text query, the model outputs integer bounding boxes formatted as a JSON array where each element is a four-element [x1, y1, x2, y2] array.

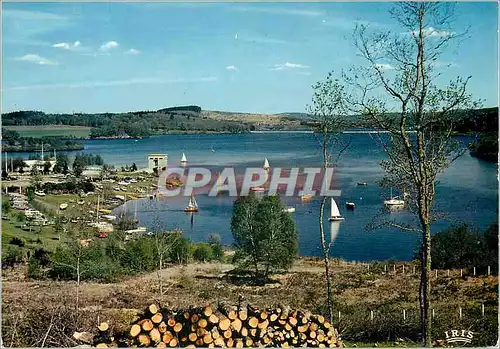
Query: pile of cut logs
[[93, 304, 343, 347]]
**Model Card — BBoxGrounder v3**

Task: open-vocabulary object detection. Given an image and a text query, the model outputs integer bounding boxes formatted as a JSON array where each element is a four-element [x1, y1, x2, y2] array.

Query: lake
[[12, 133, 500, 261]]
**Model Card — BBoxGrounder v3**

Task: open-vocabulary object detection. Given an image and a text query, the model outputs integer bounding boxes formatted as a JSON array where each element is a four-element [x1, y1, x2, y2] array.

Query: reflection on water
[[330, 221, 341, 244]]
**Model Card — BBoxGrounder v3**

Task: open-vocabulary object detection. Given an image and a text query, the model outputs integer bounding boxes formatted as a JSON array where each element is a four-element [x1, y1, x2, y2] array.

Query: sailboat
[[328, 198, 345, 221], [263, 158, 270, 171], [184, 194, 199, 212], [383, 188, 405, 207], [181, 153, 187, 164]]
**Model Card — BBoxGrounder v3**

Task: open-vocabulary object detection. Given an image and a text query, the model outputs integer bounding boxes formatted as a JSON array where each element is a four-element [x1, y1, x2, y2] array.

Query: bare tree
[[306, 72, 350, 325], [343, 3, 479, 346]]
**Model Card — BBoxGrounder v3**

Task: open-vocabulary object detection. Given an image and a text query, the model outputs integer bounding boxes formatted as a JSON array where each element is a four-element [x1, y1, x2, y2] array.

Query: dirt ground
[[2, 258, 498, 347]]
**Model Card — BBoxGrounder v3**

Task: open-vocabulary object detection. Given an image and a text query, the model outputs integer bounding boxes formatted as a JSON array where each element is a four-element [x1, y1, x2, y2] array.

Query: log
[[214, 337, 225, 347], [157, 342, 167, 348], [98, 322, 109, 332], [269, 313, 279, 322], [288, 317, 298, 327], [235, 339, 243, 348], [167, 317, 176, 328], [258, 319, 269, 330], [226, 338, 234, 348], [158, 321, 167, 333], [223, 329, 232, 339], [203, 306, 213, 317], [198, 318, 208, 328], [228, 310, 238, 321], [148, 304, 159, 315], [150, 328, 161, 343], [230, 318, 242, 333], [152, 313, 163, 324], [297, 324, 308, 333], [138, 334, 151, 346], [191, 314, 200, 323], [208, 314, 219, 324], [259, 311, 268, 320], [140, 319, 153, 332], [173, 323, 183, 333], [188, 333, 198, 342], [238, 311, 248, 321], [129, 324, 141, 338], [169, 338, 178, 347], [162, 332, 173, 344], [203, 333, 214, 344], [196, 328, 207, 337], [219, 317, 231, 331], [247, 317, 259, 328], [96, 344, 108, 348], [240, 327, 248, 338]]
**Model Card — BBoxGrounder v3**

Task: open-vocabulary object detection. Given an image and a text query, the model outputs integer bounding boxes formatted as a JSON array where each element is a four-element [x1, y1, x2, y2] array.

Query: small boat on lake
[[184, 195, 199, 212], [181, 153, 187, 164], [263, 158, 270, 171], [250, 186, 265, 192], [357, 182, 368, 186], [346, 202, 355, 210], [384, 188, 405, 207], [34, 191, 46, 196], [328, 198, 345, 221], [284, 207, 296, 213], [301, 193, 313, 201]]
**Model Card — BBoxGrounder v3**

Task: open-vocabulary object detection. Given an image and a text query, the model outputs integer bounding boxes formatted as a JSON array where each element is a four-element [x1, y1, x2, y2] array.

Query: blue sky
[[2, 2, 498, 114]]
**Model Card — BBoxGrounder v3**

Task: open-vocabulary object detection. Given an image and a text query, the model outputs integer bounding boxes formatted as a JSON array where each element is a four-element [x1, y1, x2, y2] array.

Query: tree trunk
[[419, 219, 432, 347], [319, 196, 333, 324]]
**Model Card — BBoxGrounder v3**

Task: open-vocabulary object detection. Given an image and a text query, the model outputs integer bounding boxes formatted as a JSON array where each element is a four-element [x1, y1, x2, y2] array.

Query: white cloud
[[410, 27, 453, 38], [270, 62, 310, 71], [125, 48, 141, 55], [6, 76, 218, 91], [52, 41, 81, 50], [100, 41, 119, 51], [226, 65, 239, 71], [374, 63, 394, 71], [15, 54, 57, 66]]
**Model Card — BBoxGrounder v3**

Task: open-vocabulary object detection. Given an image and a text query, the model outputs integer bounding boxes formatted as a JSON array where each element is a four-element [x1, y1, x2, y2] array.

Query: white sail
[[263, 158, 270, 170], [330, 198, 341, 217], [187, 195, 198, 209], [181, 153, 187, 162]]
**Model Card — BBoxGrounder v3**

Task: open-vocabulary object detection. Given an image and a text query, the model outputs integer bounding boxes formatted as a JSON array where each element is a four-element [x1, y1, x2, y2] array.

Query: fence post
[[403, 309, 406, 321], [488, 266, 491, 276], [384, 265, 387, 273], [460, 269, 463, 277], [367, 264, 370, 272], [402, 265, 405, 274], [447, 269, 450, 277], [481, 303, 485, 317], [338, 311, 341, 321], [370, 310, 374, 321], [413, 265, 416, 274], [435, 269, 438, 278], [459, 307, 462, 320], [393, 264, 396, 273], [473, 267, 476, 276], [432, 308, 435, 319]]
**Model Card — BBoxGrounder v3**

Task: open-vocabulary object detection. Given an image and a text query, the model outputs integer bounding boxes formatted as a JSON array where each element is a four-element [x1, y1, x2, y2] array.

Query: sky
[[2, 2, 498, 114]]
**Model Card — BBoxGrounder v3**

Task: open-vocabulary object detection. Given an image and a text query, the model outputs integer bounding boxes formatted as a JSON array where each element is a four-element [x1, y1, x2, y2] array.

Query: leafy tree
[[72, 155, 85, 177], [43, 161, 51, 175], [12, 157, 26, 172], [116, 212, 138, 232], [307, 72, 350, 323], [231, 193, 298, 278], [208, 234, 224, 261], [53, 154, 69, 174], [344, 3, 480, 345], [131, 163, 138, 172], [2, 199, 11, 215], [192, 244, 213, 262]]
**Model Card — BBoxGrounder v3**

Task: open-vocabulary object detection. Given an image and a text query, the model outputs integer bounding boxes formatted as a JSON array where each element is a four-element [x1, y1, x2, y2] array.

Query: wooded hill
[[2, 106, 497, 138]]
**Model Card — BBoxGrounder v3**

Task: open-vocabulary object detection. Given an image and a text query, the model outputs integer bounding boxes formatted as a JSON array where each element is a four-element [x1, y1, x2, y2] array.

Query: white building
[[23, 160, 56, 173], [147, 154, 168, 171]]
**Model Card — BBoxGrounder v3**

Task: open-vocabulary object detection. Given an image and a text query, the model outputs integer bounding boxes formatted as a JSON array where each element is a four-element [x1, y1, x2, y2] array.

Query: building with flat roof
[[147, 154, 168, 172]]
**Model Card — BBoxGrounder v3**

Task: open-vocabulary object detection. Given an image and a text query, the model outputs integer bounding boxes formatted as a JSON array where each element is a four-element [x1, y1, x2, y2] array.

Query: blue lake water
[[10, 133, 498, 261]]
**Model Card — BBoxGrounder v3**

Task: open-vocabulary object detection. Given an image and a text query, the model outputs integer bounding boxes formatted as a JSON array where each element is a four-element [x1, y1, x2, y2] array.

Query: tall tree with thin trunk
[[306, 72, 350, 325], [343, 3, 479, 346]]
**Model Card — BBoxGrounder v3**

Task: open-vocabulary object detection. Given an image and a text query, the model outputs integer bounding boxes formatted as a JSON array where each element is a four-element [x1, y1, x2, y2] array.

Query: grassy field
[[5, 125, 91, 138]]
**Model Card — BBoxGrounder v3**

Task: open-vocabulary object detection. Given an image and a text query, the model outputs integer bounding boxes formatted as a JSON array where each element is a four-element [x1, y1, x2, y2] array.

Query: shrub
[[9, 237, 25, 247], [2, 246, 24, 269], [192, 244, 213, 262]]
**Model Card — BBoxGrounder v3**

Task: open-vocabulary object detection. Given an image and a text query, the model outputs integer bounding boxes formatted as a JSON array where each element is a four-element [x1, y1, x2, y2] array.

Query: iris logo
[[444, 330, 474, 345]]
